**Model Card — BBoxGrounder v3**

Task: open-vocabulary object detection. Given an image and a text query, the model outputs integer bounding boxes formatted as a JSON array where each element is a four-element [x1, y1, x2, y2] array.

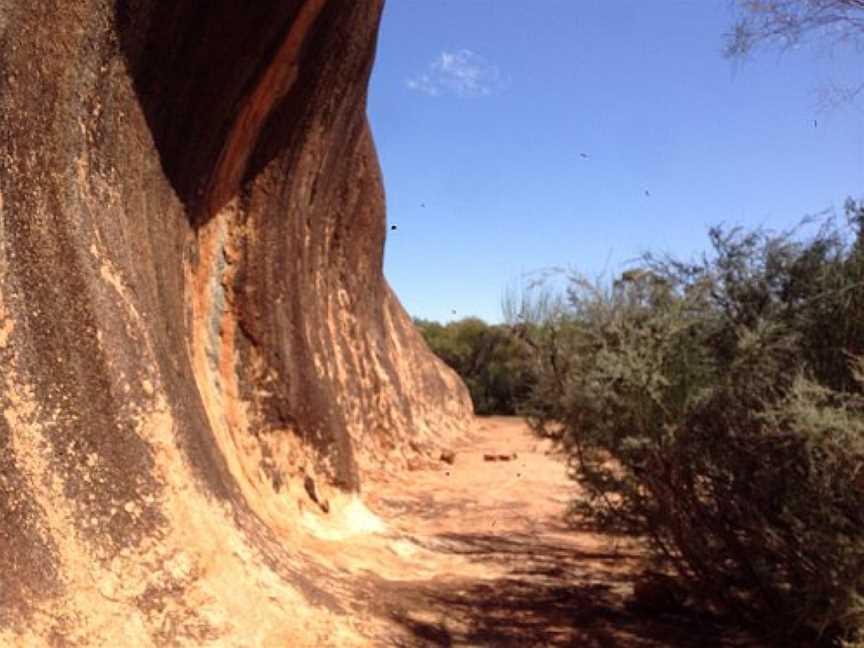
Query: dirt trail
[[356, 417, 757, 648]]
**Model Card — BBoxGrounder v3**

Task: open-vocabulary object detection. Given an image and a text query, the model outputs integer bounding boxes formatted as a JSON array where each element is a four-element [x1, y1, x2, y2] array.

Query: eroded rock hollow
[[0, 1, 471, 643]]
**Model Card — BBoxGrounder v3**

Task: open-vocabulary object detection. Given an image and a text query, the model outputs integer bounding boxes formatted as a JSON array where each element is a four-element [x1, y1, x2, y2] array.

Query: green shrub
[[517, 205, 864, 645], [415, 317, 533, 415]]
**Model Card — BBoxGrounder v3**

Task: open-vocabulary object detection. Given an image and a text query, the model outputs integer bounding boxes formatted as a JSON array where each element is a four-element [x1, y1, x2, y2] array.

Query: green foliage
[[518, 204, 864, 645], [414, 317, 533, 415]]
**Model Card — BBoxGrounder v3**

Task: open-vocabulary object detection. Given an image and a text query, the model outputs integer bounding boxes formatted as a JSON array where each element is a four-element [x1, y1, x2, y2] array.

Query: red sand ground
[[358, 416, 760, 647]]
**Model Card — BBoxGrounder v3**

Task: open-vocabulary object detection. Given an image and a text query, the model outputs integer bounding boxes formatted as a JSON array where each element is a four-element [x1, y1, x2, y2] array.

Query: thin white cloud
[[407, 49, 506, 97]]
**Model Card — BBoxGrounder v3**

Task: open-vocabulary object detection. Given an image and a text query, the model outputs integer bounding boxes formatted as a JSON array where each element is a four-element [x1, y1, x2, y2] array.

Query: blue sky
[[368, 1, 864, 324]]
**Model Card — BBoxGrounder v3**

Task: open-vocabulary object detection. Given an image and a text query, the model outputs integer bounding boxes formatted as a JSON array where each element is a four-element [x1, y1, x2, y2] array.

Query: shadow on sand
[[380, 531, 758, 648]]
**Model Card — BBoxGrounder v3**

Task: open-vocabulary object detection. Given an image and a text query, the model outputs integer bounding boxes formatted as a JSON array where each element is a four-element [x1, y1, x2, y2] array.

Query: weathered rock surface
[[0, 1, 471, 643]]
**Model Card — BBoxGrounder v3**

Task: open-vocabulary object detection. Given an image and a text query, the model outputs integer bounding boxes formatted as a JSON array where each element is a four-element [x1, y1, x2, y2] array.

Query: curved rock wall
[[0, 1, 471, 641]]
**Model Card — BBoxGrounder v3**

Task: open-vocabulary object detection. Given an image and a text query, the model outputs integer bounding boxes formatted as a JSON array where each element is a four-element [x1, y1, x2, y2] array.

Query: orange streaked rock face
[[0, 2, 471, 643]]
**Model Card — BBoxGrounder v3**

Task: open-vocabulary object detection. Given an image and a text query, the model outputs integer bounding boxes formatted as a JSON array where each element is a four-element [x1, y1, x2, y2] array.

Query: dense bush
[[414, 317, 533, 415], [516, 202, 864, 645]]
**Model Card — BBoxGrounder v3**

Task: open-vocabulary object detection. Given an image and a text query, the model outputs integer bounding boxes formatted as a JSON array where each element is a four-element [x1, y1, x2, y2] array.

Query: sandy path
[[359, 417, 757, 648]]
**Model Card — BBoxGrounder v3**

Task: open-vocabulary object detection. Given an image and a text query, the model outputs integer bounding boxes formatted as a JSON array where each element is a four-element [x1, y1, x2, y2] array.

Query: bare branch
[[726, 0, 864, 57]]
